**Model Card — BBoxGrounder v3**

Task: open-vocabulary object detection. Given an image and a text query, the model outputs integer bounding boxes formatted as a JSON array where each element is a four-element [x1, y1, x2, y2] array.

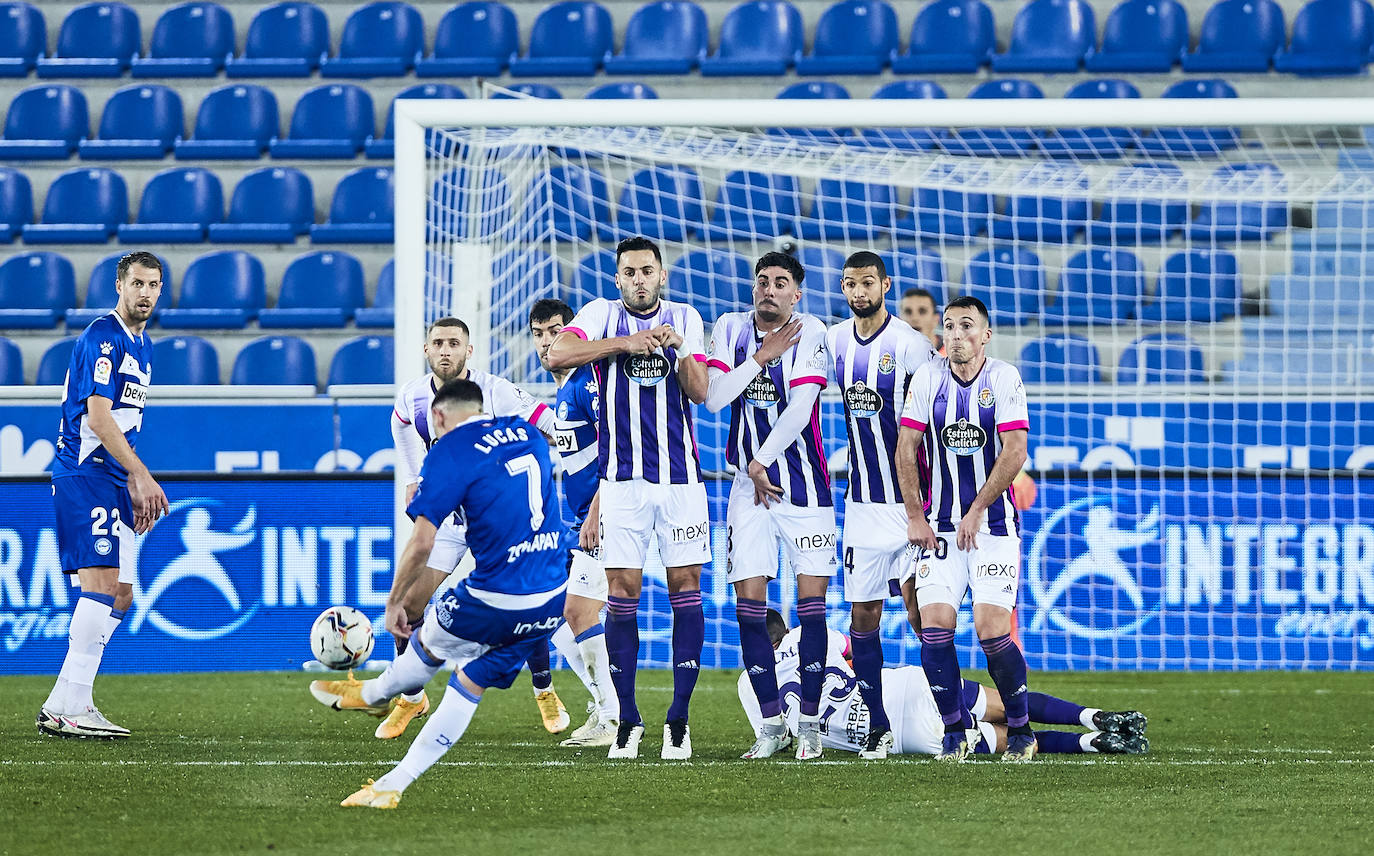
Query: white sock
[[551, 621, 590, 688], [1079, 708, 1102, 729], [104, 608, 126, 648], [362, 639, 442, 707], [1080, 732, 1100, 753], [373, 683, 480, 793], [399, 691, 425, 704], [575, 623, 616, 721], [51, 594, 114, 713]]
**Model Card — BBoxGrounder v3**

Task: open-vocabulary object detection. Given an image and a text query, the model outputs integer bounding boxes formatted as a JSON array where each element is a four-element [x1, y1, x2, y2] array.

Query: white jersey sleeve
[[899, 361, 935, 431], [391, 383, 425, 485], [564, 297, 612, 343], [681, 304, 706, 361], [487, 374, 554, 434], [905, 328, 939, 373], [793, 316, 829, 387], [992, 363, 1030, 433]]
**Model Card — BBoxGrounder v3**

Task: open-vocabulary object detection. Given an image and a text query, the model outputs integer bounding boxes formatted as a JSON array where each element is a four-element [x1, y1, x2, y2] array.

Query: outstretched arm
[[385, 515, 438, 639]]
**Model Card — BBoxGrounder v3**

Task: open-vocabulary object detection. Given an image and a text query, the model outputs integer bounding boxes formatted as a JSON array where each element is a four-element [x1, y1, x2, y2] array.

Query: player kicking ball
[[704, 252, 838, 760], [309, 380, 571, 808]]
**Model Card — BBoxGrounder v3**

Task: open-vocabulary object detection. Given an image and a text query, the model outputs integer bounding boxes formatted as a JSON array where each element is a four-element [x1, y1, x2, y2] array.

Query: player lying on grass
[[738, 610, 1148, 758]]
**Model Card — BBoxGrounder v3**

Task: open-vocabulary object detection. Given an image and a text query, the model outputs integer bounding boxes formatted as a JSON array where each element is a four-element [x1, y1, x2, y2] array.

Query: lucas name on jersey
[[474, 424, 531, 455]]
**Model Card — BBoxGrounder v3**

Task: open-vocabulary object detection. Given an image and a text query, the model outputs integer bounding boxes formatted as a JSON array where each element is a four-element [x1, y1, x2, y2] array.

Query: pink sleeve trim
[[393, 407, 411, 426], [842, 636, 852, 659], [562, 326, 588, 341], [707, 358, 731, 372], [998, 420, 1030, 433], [531, 402, 551, 424], [900, 417, 927, 431], [691, 353, 707, 363], [789, 375, 826, 388]]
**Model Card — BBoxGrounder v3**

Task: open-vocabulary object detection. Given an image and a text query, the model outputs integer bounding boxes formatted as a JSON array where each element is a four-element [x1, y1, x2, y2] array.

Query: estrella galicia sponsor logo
[[940, 419, 987, 456], [624, 353, 670, 386], [743, 374, 781, 409], [845, 381, 882, 417]]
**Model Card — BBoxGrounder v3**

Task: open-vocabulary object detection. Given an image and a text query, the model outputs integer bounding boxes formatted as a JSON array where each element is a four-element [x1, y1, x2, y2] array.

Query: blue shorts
[[52, 474, 135, 579], [421, 582, 566, 690]]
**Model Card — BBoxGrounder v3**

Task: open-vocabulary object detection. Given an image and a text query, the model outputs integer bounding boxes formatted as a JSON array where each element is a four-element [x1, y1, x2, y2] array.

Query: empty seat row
[[1, 0, 1369, 80], [0, 250, 394, 330], [1019, 333, 1211, 384]]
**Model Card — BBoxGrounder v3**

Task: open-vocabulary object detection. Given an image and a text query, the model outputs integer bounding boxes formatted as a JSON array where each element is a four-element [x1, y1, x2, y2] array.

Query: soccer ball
[[310, 606, 375, 670]]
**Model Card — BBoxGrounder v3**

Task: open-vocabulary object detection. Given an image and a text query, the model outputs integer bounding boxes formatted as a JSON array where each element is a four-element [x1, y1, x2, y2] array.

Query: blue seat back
[[1005, 0, 1095, 57], [137, 167, 222, 225], [669, 249, 752, 315], [573, 250, 618, 302], [0, 251, 76, 310], [329, 335, 393, 385], [1065, 78, 1140, 99], [811, 0, 898, 58], [1286, 0, 1374, 57], [1153, 249, 1239, 320], [960, 247, 1043, 322], [0, 336, 20, 384], [232, 335, 316, 386], [909, 0, 995, 58], [586, 82, 658, 99], [1019, 334, 1101, 383], [382, 83, 463, 139], [56, 2, 140, 61], [1164, 78, 1237, 99], [812, 178, 895, 229], [148, 2, 235, 60], [1099, 0, 1188, 56], [491, 82, 563, 99], [797, 246, 846, 319], [85, 252, 173, 309], [865, 80, 946, 148], [338, 1, 423, 60], [279, 251, 365, 310], [1097, 163, 1188, 233], [288, 84, 374, 145], [0, 166, 33, 225], [242, 2, 328, 61], [619, 1, 707, 60], [1059, 248, 1145, 319], [41, 168, 126, 227], [193, 84, 278, 144], [180, 250, 265, 311], [328, 167, 393, 225], [1117, 333, 1206, 383], [617, 166, 705, 235], [1195, 162, 1287, 229], [154, 335, 220, 384], [97, 85, 184, 144], [372, 259, 395, 308], [526, 1, 613, 60], [883, 247, 945, 302], [5, 85, 88, 145], [710, 170, 800, 234], [37, 338, 78, 385], [715, 0, 802, 61], [433, 2, 518, 60], [0, 2, 46, 66], [1194, 0, 1284, 57], [526, 164, 611, 237], [226, 167, 313, 227]]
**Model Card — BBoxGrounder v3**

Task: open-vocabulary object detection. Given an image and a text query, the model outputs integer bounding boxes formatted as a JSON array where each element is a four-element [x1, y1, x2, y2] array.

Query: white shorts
[[427, 515, 467, 573], [887, 666, 995, 755], [725, 474, 839, 584], [911, 532, 1022, 611], [841, 502, 914, 603], [566, 547, 607, 601], [599, 479, 711, 570]]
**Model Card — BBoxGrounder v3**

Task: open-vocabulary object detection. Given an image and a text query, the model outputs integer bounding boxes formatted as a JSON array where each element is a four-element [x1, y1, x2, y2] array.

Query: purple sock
[[736, 598, 780, 718], [1034, 730, 1084, 754], [796, 597, 827, 717], [919, 627, 967, 732], [666, 590, 703, 723], [606, 595, 641, 726], [527, 643, 552, 691], [980, 633, 1031, 732], [849, 627, 889, 733], [1028, 691, 1086, 726]]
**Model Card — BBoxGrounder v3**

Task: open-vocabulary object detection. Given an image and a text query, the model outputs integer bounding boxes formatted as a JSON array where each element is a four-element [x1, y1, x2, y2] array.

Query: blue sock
[[527, 643, 552, 691], [1035, 730, 1085, 754], [1028, 691, 1086, 726], [666, 590, 703, 723], [736, 598, 780, 719], [981, 633, 1031, 733], [605, 595, 641, 726], [920, 627, 967, 732], [796, 596, 827, 717], [849, 627, 889, 733]]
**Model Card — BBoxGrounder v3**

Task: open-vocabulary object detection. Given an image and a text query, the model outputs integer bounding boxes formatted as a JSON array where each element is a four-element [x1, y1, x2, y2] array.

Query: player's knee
[[563, 596, 601, 632], [77, 568, 119, 597], [849, 601, 882, 632], [112, 583, 134, 613], [665, 564, 702, 592]]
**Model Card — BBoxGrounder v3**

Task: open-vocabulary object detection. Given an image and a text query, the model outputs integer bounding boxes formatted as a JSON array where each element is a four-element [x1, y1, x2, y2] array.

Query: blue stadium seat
[[0, 335, 20, 384], [670, 249, 752, 318], [892, 167, 993, 241], [23, 168, 126, 243], [586, 82, 658, 99], [208, 167, 313, 243], [429, 166, 510, 240], [1043, 248, 1145, 325], [66, 251, 172, 328], [572, 249, 618, 303], [0, 165, 32, 239], [519, 164, 613, 242], [1223, 349, 1370, 386], [991, 166, 1091, 243], [231, 336, 317, 386], [510, 1, 613, 76], [329, 335, 393, 385], [705, 171, 801, 240], [37, 2, 140, 78], [119, 167, 222, 243], [1182, 0, 1283, 72], [0, 251, 76, 327], [1116, 333, 1207, 383], [860, 80, 947, 150], [270, 84, 374, 158], [1085, 0, 1188, 71], [1136, 79, 1241, 156], [0, 84, 88, 159], [490, 250, 563, 354], [892, 0, 995, 73], [37, 337, 77, 385], [1038, 78, 1140, 158], [604, 1, 707, 74], [153, 335, 220, 384], [0, 2, 46, 77], [259, 251, 365, 328], [491, 83, 563, 99], [321, 1, 423, 77], [416, 1, 517, 77], [226, 2, 328, 77], [1274, 0, 1373, 75], [175, 84, 279, 159], [354, 259, 394, 328], [882, 247, 945, 307], [131, 2, 235, 77], [79, 85, 184, 159], [992, 0, 1096, 72], [613, 166, 704, 241], [1267, 274, 1374, 329], [1089, 164, 1189, 243], [1188, 163, 1287, 242], [800, 179, 896, 240], [311, 167, 393, 243], [365, 82, 464, 158], [796, 0, 898, 75], [1018, 334, 1102, 383], [959, 246, 1044, 327], [1140, 249, 1240, 322], [945, 80, 1044, 155], [773, 80, 851, 143], [700, 0, 802, 76], [160, 250, 265, 329], [797, 246, 846, 320]]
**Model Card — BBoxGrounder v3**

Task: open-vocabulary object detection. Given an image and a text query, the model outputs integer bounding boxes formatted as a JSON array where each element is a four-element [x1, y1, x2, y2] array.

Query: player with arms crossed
[[545, 236, 711, 760], [896, 295, 1037, 762], [826, 251, 938, 759], [39, 251, 170, 739], [530, 298, 619, 747], [704, 252, 837, 760], [311, 379, 571, 809]]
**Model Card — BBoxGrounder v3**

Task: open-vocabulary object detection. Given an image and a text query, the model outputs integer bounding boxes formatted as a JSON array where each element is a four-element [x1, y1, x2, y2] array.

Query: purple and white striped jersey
[[391, 369, 553, 486], [707, 310, 831, 507], [899, 357, 1029, 537], [563, 297, 706, 485], [827, 316, 938, 505]]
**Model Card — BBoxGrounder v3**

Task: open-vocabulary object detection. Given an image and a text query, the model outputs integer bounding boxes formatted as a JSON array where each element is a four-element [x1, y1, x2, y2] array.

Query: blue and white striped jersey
[[552, 362, 599, 526]]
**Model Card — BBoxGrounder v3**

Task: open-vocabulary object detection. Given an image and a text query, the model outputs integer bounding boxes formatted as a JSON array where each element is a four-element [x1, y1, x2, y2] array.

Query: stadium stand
[[1116, 332, 1209, 383], [131, 2, 236, 78], [0, 334, 20, 384], [158, 249, 266, 329], [891, 0, 995, 73], [36, 2, 141, 78], [509, 1, 614, 76], [231, 334, 317, 385], [23, 167, 127, 243], [328, 334, 393, 384], [993, 0, 1097, 72], [153, 334, 220, 384], [118, 166, 223, 243], [0, 251, 76, 327], [1085, 0, 1189, 71], [1182, 0, 1284, 71], [79, 84, 184, 159], [259, 250, 366, 328], [320, 1, 425, 77], [416, 1, 518, 77], [175, 83, 279, 159], [0, 84, 88, 159], [207, 167, 313, 243], [794, 0, 899, 75], [603, 1, 708, 74], [700, 0, 803, 76], [1018, 334, 1103, 383], [270, 83, 375, 158], [0, 1, 45, 77], [36, 336, 76, 384], [225, 1, 330, 78]]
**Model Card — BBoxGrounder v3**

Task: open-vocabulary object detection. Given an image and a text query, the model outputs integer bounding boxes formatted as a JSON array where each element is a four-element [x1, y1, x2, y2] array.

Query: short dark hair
[[766, 608, 789, 647], [117, 252, 163, 281], [945, 295, 990, 325], [903, 288, 938, 308], [432, 378, 484, 412], [842, 251, 887, 280], [529, 298, 574, 328], [754, 251, 805, 285], [615, 236, 662, 267], [427, 317, 470, 338]]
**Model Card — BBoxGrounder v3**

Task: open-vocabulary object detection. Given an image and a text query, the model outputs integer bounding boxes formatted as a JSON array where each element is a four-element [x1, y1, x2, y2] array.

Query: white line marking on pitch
[[3, 758, 1370, 768]]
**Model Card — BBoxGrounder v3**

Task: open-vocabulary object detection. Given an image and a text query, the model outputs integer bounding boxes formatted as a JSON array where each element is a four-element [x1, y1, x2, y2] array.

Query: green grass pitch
[[1, 669, 1369, 856]]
